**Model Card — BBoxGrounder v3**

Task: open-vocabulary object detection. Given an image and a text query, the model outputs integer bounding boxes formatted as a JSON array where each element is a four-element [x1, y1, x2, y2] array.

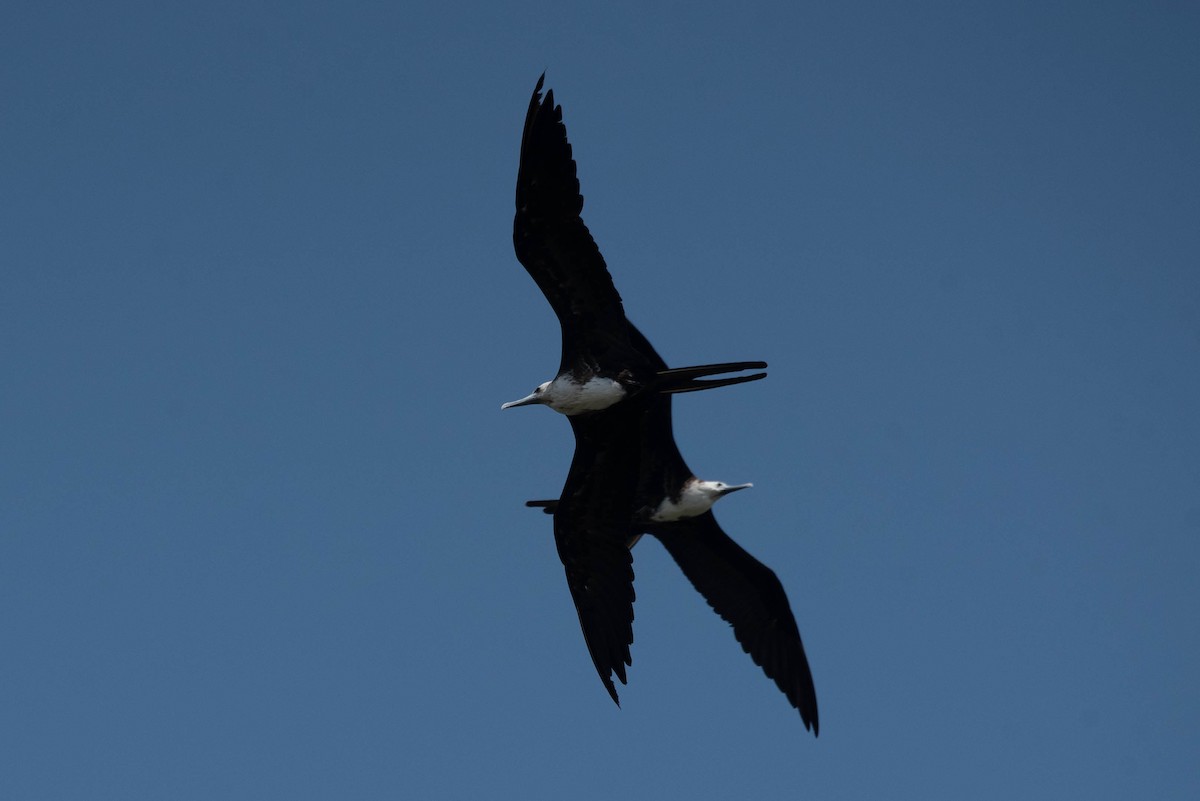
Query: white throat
[[650, 478, 751, 522]]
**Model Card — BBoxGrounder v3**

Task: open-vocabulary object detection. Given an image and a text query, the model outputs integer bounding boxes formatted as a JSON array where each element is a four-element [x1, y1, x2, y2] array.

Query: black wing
[[514, 75, 631, 374], [553, 404, 644, 704], [648, 512, 819, 734]]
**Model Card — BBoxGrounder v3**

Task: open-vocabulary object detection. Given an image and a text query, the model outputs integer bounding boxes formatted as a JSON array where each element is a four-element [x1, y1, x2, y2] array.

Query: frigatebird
[[502, 74, 767, 416], [527, 325, 819, 736]]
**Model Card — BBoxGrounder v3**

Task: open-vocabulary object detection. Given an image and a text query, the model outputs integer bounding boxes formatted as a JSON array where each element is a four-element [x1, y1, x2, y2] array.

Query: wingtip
[[799, 689, 819, 737], [601, 657, 630, 707], [602, 677, 621, 707]]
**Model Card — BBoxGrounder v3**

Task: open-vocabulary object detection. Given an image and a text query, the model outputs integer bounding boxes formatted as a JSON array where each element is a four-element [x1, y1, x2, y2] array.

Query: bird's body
[[502, 373, 626, 415]]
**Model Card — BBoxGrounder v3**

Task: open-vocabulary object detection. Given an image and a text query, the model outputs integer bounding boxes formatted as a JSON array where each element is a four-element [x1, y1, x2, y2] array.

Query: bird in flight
[[505, 75, 815, 735], [503, 74, 767, 417]]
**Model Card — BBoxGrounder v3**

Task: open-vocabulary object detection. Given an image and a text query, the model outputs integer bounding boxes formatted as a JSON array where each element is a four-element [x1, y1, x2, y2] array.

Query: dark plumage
[[646, 513, 819, 735], [553, 402, 642, 704]]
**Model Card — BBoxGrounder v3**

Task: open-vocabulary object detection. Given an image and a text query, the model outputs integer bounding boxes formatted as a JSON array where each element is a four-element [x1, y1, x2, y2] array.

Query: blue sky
[[3, 1, 1198, 798]]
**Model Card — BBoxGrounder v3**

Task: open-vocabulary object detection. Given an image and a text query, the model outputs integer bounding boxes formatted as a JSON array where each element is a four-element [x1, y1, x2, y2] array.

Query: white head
[[500, 381, 552, 410], [695, 480, 754, 503], [650, 478, 753, 522]]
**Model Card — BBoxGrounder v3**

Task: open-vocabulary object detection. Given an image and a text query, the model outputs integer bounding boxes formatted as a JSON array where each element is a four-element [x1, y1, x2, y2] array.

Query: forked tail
[[654, 361, 768, 394]]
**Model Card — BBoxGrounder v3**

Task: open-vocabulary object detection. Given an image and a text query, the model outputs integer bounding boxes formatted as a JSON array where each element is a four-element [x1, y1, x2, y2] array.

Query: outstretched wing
[[649, 512, 819, 734], [513, 75, 630, 373], [552, 405, 644, 704]]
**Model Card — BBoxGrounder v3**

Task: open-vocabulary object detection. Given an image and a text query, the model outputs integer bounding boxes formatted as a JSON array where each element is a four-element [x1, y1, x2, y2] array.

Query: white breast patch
[[547, 375, 626, 415]]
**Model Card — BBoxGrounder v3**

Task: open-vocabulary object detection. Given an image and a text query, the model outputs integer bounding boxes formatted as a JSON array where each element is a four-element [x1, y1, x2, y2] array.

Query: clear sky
[[3, 1, 1198, 798]]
